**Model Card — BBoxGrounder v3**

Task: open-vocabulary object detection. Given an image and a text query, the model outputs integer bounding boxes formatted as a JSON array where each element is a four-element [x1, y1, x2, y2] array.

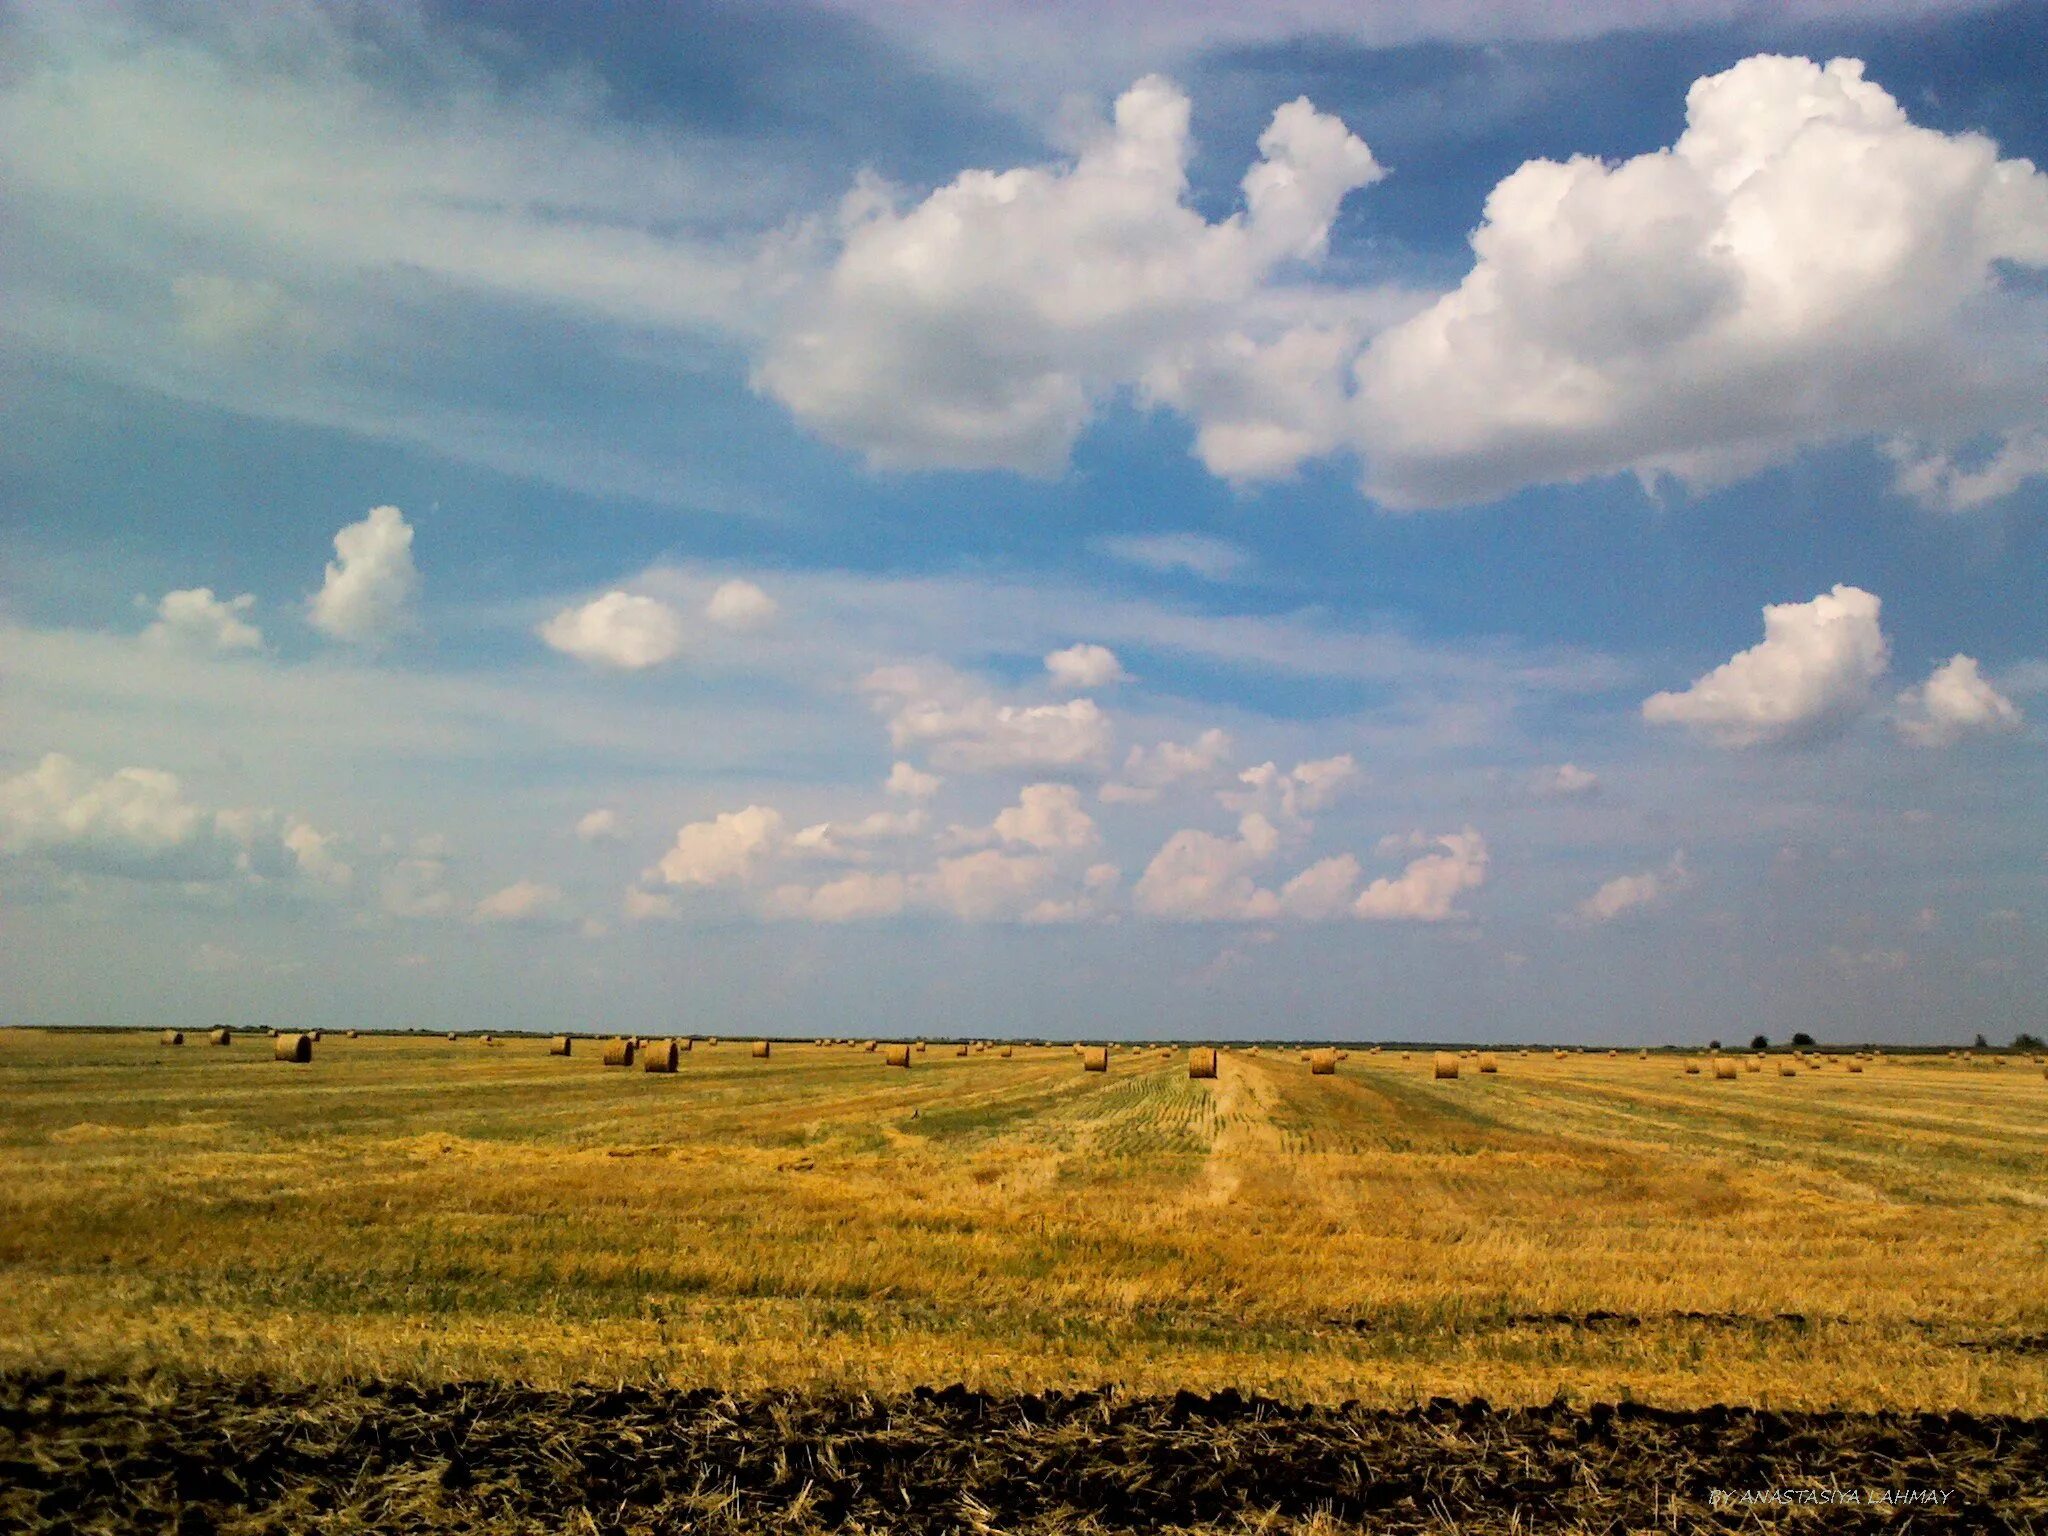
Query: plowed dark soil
[[3, 1372, 2042, 1534]]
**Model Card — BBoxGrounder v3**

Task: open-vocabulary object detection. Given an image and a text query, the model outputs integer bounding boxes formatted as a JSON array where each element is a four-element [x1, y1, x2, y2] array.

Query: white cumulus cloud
[[309, 505, 418, 643], [472, 878, 564, 925], [1894, 655, 2023, 746], [1132, 812, 1283, 921], [1571, 852, 1692, 925], [991, 783, 1100, 851], [575, 808, 622, 842], [1352, 55, 2048, 508], [1352, 828, 1487, 922], [1643, 584, 1889, 748], [705, 579, 778, 629], [143, 588, 261, 652], [539, 591, 686, 671], [864, 665, 1113, 772], [1044, 642, 1129, 690], [1100, 728, 1232, 803], [757, 76, 1384, 477], [648, 805, 785, 888]]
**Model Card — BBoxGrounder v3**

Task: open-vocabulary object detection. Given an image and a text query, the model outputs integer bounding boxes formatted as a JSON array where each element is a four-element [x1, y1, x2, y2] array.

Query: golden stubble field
[[2, 1029, 2045, 1411]]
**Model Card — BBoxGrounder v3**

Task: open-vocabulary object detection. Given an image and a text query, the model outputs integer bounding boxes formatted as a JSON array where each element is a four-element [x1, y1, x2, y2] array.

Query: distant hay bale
[[1779, 1060, 1798, 1077], [1478, 1052, 1499, 1074], [480, 1034, 494, 1046], [678, 1037, 693, 1053], [1335, 1049, 1349, 1060], [1743, 1058, 1761, 1073], [1607, 1049, 1618, 1058], [1846, 1061, 1863, 1073], [1553, 1049, 1567, 1059], [160, 1029, 184, 1046], [1081, 1045, 1109, 1073], [999, 1044, 1013, 1058], [1638, 1050, 1649, 1060], [601, 1038, 637, 1068], [706, 1037, 719, 1046], [955, 1044, 969, 1057], [447, 1032, 459, 1042], [549, 1035, 572, 1056], [346, 1029, 359, 1039], [1309, 1048, 1337, 1076], [1713, 1058, 1738, 1080], [208, 1027, 231, 1046], [308, 1029, 323, 1042], [643, 1038, 680, 1073], [1683, 1060, 1701, 1075], [864, 1040, 879, 1052], [273, 1032, 312, 1063], [1433, 1052, 1459, 1080], [753, 1040, 771, 1059], [1188, 1047, 1218, 1079], [884, 1043, 911, 1068], [915, 1041, 927, 1054]]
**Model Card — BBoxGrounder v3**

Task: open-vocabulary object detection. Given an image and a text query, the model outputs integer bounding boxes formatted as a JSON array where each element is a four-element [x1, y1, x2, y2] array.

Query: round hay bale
[[999, 1044, 1013, 1058], [1683, 1060, 1702, 1075], [1553, 1049, 1567, 1059], [1713, 1058, 1738, 1080], [884, 1043, 912, 1068], [1477, 1052, 1499, 1074], [447, 1031, 459, 1042], [915, 1041, 927, 1054], [1743, 1058, 1761, 1073], [308, 1029, 323, 1043], [346, 1029, 360, 1039], [1607, 1049, 1618, 1058], [1778, 1060, 1798, 1077], [1081, 1045, 1109, 1073], [1309, 1048, 1337, 1076], [1846, 1060, 1863, 1073], [706, 1036, 719, 1046], [1638, 1049, 1649, 1059], [752, 1040, 771, 1059], [1433, 1052, 1459, 1080], [955, 1044, 969, 1057], [643, 1038, 680, 1074], [273, 1032, 312, 1063], [601, 1038, 637, 1068], [208, 1027, 231, 1046], [159, 1029, 184, 1046], [678, 1036, 694, 1053], [480, 1034, 494, 1046], [864, 1040, 879, 1052], [549, 1035, 572, 1056], [1188, 1047, 1218, 1080]]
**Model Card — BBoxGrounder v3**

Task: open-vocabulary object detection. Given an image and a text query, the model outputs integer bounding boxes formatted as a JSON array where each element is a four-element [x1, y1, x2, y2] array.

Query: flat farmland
[[3, 1030, 2046, 1412]]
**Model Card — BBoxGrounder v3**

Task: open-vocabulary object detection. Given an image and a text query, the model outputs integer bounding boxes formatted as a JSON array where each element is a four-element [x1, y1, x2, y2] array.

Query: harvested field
[[1, 1030, 2045, 1417]]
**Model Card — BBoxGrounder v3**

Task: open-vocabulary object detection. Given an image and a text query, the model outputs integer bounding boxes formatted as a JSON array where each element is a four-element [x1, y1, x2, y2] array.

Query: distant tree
[[1791, 1031, 1816, 1048], [1974, 1032, 1990, 1049], [2013, 1032, 2043, 1052], [1751, 1034, 1770, 1051], [1708, 1038, 1721, 1051]]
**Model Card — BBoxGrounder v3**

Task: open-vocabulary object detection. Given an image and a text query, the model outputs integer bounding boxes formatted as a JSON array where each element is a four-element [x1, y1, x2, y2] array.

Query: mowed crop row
[[2, 1028, 2045, 1411]]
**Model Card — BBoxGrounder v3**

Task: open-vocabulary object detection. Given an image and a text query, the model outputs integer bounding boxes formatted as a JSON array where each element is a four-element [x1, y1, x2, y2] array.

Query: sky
[[2, 0, 2044, 1044]]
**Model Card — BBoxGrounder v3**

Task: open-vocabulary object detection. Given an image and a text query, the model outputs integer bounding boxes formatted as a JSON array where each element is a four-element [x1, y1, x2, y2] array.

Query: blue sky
[[2, 0, 2043, 1042]]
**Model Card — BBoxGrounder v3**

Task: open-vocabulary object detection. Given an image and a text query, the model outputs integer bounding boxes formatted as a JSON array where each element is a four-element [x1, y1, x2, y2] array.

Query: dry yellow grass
[[4, 1031, 2045, 1413]]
